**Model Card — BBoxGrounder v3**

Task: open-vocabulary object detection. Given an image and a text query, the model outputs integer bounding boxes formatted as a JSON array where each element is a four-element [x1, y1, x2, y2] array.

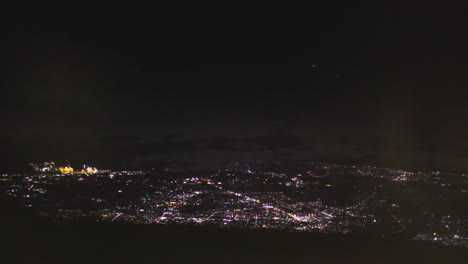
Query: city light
[[1, 160, 467, 248]]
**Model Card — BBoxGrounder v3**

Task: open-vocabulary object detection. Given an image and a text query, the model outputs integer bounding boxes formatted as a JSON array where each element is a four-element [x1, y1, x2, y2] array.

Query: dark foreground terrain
[[2, 195, 467, 264]]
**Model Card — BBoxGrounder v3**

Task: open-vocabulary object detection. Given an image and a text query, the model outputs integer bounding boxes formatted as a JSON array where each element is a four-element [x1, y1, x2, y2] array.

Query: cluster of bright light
[[81, 165, 98, 175], [29, 161, 104, 175], [59, 166, 74, 174]]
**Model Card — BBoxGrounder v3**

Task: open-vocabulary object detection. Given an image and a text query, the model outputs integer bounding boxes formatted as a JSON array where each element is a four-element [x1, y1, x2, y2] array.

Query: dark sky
[[1, 1, 467, 171]]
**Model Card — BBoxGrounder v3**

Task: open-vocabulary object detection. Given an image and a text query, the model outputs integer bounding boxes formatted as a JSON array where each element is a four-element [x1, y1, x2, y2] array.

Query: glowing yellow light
[[59, 166, 74, 174]]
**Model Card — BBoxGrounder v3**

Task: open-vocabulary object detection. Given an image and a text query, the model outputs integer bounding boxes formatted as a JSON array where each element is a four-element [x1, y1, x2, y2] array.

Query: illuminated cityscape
[[2, 160, 467, 248], [3, 1, 467, 262], [29, 162, 101, 175]]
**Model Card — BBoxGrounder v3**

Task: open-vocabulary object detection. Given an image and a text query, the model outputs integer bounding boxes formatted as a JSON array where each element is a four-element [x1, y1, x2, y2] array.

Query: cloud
[[123, 130, 310, 168]]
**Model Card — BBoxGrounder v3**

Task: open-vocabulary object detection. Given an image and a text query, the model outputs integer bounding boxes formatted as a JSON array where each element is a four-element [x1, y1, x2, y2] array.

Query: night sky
[[1, 1, 467, 171]]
